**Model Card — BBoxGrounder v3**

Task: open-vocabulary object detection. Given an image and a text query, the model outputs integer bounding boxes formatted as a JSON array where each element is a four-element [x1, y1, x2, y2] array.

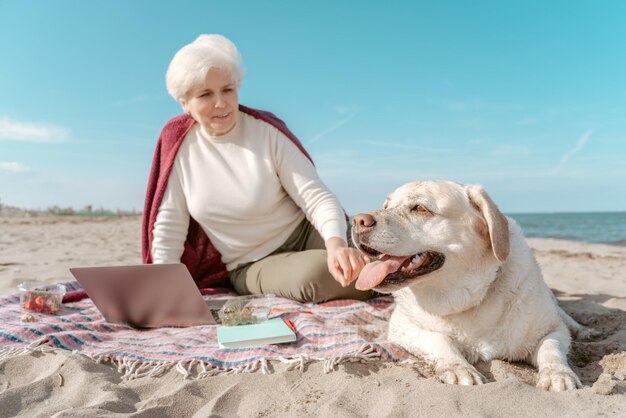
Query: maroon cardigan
[[141, 105, 315, 289]]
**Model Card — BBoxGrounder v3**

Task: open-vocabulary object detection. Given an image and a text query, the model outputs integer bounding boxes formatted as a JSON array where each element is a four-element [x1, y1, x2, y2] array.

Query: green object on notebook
[[217, 317, 297, 349]]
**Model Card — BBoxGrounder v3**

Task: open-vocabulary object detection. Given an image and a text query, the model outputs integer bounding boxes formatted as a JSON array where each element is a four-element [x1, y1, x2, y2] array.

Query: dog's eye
[[411, 204, 429, 214]]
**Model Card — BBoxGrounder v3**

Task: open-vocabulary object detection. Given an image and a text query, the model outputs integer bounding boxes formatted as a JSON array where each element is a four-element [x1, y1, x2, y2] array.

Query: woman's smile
[[212, 112, 231, 120]]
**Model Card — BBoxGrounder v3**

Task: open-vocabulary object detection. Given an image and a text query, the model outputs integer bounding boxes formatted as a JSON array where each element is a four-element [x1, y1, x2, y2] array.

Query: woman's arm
[[274, 131, 366, 285], [151, 166, 190, 264]]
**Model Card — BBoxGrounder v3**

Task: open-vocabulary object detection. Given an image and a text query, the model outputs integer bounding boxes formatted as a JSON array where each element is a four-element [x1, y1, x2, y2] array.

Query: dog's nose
[[352, 213, 376, 228]]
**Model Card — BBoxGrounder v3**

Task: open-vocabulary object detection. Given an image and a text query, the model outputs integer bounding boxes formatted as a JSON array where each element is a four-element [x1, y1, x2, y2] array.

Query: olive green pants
[[229, 218, 373, 303]]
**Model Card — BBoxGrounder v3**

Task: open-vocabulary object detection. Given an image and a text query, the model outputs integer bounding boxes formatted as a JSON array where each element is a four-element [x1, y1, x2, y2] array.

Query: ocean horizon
[[507, 211, 626, 247]]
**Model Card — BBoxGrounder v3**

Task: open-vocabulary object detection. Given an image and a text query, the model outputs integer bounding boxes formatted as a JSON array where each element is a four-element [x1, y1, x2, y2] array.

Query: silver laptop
[[69, 263, 217, 328]]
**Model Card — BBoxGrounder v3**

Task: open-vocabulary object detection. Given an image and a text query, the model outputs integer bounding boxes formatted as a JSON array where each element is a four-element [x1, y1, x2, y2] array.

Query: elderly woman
[[142, 34, 370, 302]]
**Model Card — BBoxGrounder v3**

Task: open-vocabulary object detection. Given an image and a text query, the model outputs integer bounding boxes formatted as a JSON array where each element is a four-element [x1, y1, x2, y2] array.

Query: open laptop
[[69, 263, 217, 328]]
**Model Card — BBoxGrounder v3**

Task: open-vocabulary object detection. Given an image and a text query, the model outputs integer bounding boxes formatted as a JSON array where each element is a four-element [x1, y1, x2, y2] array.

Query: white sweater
[[151, 112, 347, 271]]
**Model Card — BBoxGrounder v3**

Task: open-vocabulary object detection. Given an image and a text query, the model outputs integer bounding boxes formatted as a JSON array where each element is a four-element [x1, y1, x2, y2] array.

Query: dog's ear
[[467, 185, 510, 262], [383, 196, 390, 210]]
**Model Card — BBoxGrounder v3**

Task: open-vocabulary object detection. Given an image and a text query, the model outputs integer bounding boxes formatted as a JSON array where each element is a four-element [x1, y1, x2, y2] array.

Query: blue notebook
[[217, 317, 297, 349]]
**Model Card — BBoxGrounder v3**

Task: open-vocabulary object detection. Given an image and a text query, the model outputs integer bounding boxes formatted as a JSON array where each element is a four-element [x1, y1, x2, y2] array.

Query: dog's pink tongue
[[356, 256, 406, 290]]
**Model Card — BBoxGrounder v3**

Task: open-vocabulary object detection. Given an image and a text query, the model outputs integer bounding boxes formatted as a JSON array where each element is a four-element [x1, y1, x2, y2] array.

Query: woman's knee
[[234, 250, 373, 303], [287, 251, 332, 302]]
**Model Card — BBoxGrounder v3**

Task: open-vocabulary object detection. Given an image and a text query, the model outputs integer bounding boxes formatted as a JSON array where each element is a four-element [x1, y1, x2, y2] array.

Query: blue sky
[[1, 0, 625, 214]]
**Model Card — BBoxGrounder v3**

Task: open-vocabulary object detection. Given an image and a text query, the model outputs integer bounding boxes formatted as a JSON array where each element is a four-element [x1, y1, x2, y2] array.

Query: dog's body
[[352, 180, 589, 391]]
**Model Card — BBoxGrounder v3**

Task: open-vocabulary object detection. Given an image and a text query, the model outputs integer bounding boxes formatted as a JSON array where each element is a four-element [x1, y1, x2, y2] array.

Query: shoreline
[[1, 213, 625, 245]]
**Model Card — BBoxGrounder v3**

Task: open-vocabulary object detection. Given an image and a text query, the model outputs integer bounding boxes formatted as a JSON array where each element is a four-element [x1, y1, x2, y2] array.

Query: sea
[[508, 212, 626, 247]]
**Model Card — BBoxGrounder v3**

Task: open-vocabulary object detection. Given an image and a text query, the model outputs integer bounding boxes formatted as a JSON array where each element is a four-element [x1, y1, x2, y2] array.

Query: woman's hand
[[325, 237, 369, 287]]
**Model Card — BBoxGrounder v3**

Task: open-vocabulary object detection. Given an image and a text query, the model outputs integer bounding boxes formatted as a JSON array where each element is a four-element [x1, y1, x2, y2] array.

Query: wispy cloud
[[0, 162, 30, 172], [0, 118, 68, 143], [307, 107, 357, 146], [552, 129, 593, 173]]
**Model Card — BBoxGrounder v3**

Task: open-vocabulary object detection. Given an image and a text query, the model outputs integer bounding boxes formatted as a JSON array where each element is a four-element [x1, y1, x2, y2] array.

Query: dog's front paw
[[573, 326, 602, 341], [437, 363, 485, 386], [537, 365, 582, 391]]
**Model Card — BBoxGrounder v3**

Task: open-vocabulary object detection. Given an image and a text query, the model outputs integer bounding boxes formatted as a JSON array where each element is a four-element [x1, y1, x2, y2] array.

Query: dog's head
[[351, 180, 509, 293]]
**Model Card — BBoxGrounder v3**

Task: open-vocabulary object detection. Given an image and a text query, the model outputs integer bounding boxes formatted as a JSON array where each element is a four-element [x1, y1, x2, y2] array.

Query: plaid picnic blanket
[[0, 282, 410, 380]]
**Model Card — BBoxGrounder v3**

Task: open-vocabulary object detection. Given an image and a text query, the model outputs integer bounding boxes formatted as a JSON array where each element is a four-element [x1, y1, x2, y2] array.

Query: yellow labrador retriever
[[351, 180, 592, 391]]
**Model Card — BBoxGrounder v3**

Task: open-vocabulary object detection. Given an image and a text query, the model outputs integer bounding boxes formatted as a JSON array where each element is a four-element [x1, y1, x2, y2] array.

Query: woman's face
[[182, 68, 239, 136]]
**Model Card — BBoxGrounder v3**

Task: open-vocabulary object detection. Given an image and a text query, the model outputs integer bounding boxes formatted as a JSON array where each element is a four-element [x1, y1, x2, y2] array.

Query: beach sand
[[1, 216, 625, 417]]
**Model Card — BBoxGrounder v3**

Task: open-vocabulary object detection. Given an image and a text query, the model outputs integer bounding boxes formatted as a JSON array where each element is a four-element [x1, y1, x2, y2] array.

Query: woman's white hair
[[166, 34, 244, 102]]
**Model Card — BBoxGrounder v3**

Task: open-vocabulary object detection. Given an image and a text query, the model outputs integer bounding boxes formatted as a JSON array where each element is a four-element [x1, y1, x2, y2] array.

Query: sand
[[1, 215, 625, 417]]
